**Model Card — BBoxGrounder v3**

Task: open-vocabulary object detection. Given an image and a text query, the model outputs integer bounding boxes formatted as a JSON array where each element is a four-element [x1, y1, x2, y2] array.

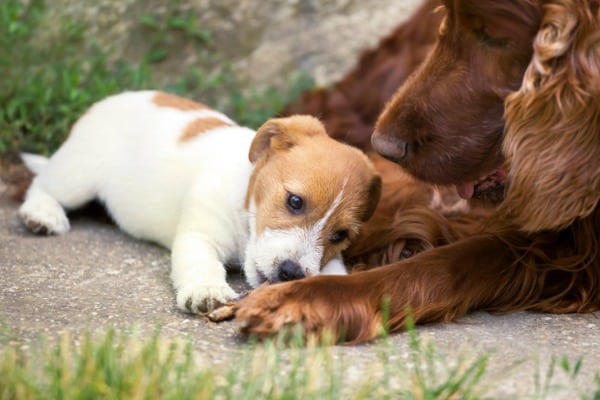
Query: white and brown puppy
[[19, 91, 381, 313]]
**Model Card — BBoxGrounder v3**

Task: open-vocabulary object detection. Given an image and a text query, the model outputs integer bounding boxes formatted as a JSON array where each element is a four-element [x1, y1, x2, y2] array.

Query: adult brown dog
[[236, 0, 600, 343]]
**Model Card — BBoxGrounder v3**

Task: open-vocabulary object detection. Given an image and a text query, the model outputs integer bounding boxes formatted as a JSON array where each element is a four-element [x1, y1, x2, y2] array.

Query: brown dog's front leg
[[236, 234, 520, 344]]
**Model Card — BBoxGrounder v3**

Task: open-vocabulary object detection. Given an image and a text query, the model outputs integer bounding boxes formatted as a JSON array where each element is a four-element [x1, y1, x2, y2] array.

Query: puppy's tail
[[20, 152, 48, 175]]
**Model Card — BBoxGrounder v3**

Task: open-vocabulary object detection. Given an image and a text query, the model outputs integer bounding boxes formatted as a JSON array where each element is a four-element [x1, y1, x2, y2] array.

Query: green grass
[[0, 0, 313, 156], [1, 326, 598, 400], [0, 328, 488, 400]]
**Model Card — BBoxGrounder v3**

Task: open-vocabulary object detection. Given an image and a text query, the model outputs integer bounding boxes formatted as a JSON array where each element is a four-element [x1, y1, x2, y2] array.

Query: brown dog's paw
[[236, 275, 382, 344], [236, 282, 304, 338], [206, 302, 238, 322], [204, 290, 250, 322]]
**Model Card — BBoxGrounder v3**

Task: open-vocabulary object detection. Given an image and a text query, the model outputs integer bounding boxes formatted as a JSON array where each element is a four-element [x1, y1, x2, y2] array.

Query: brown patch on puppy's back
[[153, 92, 211, 111], [180, 117, 235, 142]]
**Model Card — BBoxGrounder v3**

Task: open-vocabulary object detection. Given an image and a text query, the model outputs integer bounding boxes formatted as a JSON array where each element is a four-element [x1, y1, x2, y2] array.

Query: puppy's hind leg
[[19, 147, 98, 235]]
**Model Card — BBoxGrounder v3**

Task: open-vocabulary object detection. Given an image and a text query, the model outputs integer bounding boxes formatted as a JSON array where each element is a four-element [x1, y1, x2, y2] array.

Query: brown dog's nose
[[371, 132, 409, 162], [278, 260, 305, 281]]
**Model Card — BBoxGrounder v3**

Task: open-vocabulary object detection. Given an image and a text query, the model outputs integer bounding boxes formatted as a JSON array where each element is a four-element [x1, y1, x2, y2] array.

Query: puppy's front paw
[[176, 282, 238, 314], [19, 197, 70, 235]]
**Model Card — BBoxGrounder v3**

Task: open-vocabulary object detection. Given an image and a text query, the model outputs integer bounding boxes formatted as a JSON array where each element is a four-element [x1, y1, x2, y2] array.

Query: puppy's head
[[244, 115, 381, 286]]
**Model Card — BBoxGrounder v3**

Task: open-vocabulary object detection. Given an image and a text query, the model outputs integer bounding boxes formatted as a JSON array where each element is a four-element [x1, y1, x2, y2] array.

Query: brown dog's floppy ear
[[501, 2, 600, 232], [249, 116, 326, 163], [360, 175, 382, 222]]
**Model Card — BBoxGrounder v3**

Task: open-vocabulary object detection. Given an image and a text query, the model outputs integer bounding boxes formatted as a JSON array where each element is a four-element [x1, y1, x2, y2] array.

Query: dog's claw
[[206, 302, 238, 322]]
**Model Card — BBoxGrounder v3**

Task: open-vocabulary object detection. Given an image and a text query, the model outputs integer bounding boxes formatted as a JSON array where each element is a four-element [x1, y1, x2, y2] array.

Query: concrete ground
[[1, 181, 599, 399]]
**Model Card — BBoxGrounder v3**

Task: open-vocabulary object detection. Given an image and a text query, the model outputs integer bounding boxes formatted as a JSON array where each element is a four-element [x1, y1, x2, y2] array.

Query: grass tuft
[[1, 325, 599, 399], [0, 326, 488, 400]]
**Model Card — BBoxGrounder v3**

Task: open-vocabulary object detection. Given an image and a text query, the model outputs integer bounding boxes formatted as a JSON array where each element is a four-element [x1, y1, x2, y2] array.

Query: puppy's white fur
[[19, 91, 380, 313]]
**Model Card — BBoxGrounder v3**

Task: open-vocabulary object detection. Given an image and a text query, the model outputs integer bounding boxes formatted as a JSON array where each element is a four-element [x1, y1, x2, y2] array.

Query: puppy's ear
[[249, 119, 295, 163], [249, 115, 325, 163], [359, 175, 382, 222]]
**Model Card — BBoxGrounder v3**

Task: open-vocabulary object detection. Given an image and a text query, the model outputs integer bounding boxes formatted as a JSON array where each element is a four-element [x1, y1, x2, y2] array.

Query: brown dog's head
[[372, 0, 600, 231], [244, 115, 381, 286], [372, 0, 542, 200]]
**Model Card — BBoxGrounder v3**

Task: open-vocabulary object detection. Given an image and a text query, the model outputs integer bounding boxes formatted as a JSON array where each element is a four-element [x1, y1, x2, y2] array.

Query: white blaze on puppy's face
[[243, 116, 382, 287], [244, 183, 346, 286]]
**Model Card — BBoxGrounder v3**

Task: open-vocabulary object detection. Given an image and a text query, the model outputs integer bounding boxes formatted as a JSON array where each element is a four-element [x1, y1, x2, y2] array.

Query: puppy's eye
[[330, 230, 348, 244], [286, 193, 305, 214]]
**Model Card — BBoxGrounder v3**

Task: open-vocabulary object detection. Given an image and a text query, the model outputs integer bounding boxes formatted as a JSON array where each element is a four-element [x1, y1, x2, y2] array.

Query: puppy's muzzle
[[278, 260, 305, 282]]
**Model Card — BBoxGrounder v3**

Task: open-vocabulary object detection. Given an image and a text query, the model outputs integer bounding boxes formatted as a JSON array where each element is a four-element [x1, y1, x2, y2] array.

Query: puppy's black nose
[[278, 260, 305, 281]]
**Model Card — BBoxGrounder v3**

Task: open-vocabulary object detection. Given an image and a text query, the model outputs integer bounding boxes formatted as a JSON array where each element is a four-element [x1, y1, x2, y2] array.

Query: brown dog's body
[[236, 0, 600, 343]]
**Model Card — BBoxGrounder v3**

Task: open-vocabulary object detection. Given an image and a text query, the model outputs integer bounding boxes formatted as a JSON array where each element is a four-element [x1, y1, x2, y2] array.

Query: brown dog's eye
[[470, 17, 509, 49], [476, 29, 509, 48], [286, 193, 305, 214], [330, 230, 348, 244]]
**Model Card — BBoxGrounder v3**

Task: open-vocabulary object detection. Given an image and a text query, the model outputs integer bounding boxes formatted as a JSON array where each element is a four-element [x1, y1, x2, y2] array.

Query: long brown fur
[[236, 0, 600, 344], [500, 1, 600, 231]]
